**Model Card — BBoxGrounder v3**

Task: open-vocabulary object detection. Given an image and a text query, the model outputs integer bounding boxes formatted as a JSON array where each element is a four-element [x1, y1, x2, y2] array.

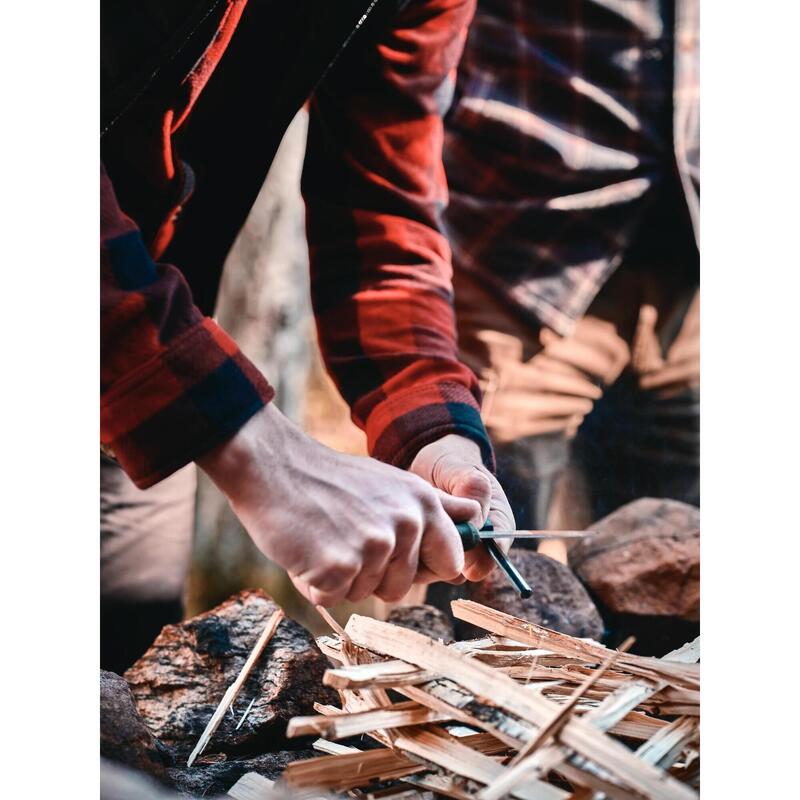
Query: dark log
[[168, 750, 317, 797], [125, 589, 337, 758]]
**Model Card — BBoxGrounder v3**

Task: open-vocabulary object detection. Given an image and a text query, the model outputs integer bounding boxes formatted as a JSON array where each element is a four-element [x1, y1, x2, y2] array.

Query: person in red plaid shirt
[[441, 0, 699, 560], [101, 0, 515, 670]]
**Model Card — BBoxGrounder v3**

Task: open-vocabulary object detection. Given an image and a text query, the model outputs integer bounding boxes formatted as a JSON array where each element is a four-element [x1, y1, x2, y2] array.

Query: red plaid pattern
[[442, 0, 700, 336], [101, 165, 275, 487], [101, 0, 492, 488]]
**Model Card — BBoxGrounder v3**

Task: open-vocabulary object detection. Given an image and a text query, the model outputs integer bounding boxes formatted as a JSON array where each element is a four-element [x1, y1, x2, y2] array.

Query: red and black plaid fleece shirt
[[101, 0, 491, 489]]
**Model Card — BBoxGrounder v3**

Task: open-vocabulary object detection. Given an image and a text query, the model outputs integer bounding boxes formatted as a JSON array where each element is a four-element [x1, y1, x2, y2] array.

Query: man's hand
[[480, 317, 628, 443], [637, 292, 700, 395], [410, 434, 515, 582], [198, 405, 480, 607]]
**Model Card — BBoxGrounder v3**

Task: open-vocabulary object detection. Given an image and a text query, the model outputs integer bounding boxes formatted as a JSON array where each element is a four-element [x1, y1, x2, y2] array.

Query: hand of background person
[[482, 317, 629, 442], [410, 434, 515, 582], [636, 292, 700, 395], [198, 404, 481, 607]]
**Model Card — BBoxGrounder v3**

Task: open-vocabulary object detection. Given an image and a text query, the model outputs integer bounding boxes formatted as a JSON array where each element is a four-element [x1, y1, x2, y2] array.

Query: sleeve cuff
[[367, 382, 495, 472], [101, 319, 274, 488]]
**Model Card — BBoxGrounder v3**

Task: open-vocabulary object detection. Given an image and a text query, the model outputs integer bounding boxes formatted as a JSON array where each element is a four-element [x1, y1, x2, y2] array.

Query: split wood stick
[[287, 699, 449, 739], [187, 609, 284, 767], [327, 650, 662, 741], [479, 638, 634, 800], [402, 773, 476, 800], [312, 737, 357, 755], [282, 746, 426, 791], [317, 618, 395, 720], [315, 605, 347, 638], [635, 717, 698, 769], [496, 677, 669, 794], [609, 711, 668, 741], [310, 738, 482, 800], [227, 772, 277, 800], [495, 676, 671, 796], [512, 637, 635, 765], [555, 761, 646, 800], [452, 601, 699, 689], [314, 731, 513, 759], [324, 659, 436, 690], [345, 614, 696, 800], [391, 726, 567, 800], [662, 637, 700, 664], [396, 681, 531, 749]]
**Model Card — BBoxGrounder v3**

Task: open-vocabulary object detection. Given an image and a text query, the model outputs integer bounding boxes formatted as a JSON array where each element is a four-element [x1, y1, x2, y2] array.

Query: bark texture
[[569, 497, 700, 622], [125, 590, 336, 757], [169, 750, 317, 797], [386, 604, 455, 643]]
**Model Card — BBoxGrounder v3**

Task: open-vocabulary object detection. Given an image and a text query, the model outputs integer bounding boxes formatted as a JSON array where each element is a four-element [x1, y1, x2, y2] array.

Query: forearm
[[304, 0, 489, 469]]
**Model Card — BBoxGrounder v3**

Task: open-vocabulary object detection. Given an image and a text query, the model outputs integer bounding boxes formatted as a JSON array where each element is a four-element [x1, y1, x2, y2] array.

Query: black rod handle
[[455, 522, 481, 550], [484, 540, 533, 599]]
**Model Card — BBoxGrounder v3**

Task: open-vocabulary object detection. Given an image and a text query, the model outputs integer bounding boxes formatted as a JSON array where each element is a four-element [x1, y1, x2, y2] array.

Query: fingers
[[463, 473, 515, 582], [506, 360, 602, 399], [540, 328, 614, 379], [374, 516, 423, 601], [540, 323, 629, 384], [639, 356, 700, 391], [291, 559, 358, 607], [417, 498, 465, 585], [436, 488, 484, 526], [345, 533, 395, 602], [489, 414, 585, 443], [665, 327, 700, 365], [573, 316, 631, 368]]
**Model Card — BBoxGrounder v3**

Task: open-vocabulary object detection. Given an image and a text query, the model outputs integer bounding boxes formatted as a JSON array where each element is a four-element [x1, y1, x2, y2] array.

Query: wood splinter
[[187, 608, 285, 767]]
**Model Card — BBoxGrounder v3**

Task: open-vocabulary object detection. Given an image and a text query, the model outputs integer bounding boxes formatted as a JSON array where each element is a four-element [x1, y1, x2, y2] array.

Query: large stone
[[386, 604, 455, 642], [569, 498, 700, 622], [101, 670, 171, 782], [462, 550, 604, 640], [125, 590, 336, 758]]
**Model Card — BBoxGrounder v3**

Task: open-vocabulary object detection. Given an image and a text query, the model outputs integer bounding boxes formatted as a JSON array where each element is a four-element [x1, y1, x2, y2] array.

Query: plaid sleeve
[[302, 0, 493, 471], [101, 163, 274, 488]]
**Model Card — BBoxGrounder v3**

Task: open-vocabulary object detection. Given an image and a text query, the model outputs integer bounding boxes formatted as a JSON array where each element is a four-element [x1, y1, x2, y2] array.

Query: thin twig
[[315, 605, 348, 638], [235, 697, 257, 731], [187, 609, 285, 767]]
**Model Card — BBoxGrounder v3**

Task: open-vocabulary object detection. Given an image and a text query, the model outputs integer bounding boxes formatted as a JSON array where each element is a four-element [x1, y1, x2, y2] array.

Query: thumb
[[435, 488, 483, 526], [432, 457, 493, 522]]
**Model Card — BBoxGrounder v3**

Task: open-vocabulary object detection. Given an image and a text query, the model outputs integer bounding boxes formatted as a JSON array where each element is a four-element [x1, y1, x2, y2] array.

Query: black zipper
[[309, 0, 385, 97], [102, 0, 387, 137]]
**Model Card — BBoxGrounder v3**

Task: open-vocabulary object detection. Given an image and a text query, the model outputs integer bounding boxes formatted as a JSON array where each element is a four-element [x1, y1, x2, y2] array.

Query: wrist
[[410, 433, 484, 477], [197, 403, 297, 502]]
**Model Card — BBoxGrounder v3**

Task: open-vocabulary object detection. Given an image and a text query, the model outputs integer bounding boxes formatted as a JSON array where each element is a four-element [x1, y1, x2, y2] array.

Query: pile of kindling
[[281, 600, 700, 799]]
